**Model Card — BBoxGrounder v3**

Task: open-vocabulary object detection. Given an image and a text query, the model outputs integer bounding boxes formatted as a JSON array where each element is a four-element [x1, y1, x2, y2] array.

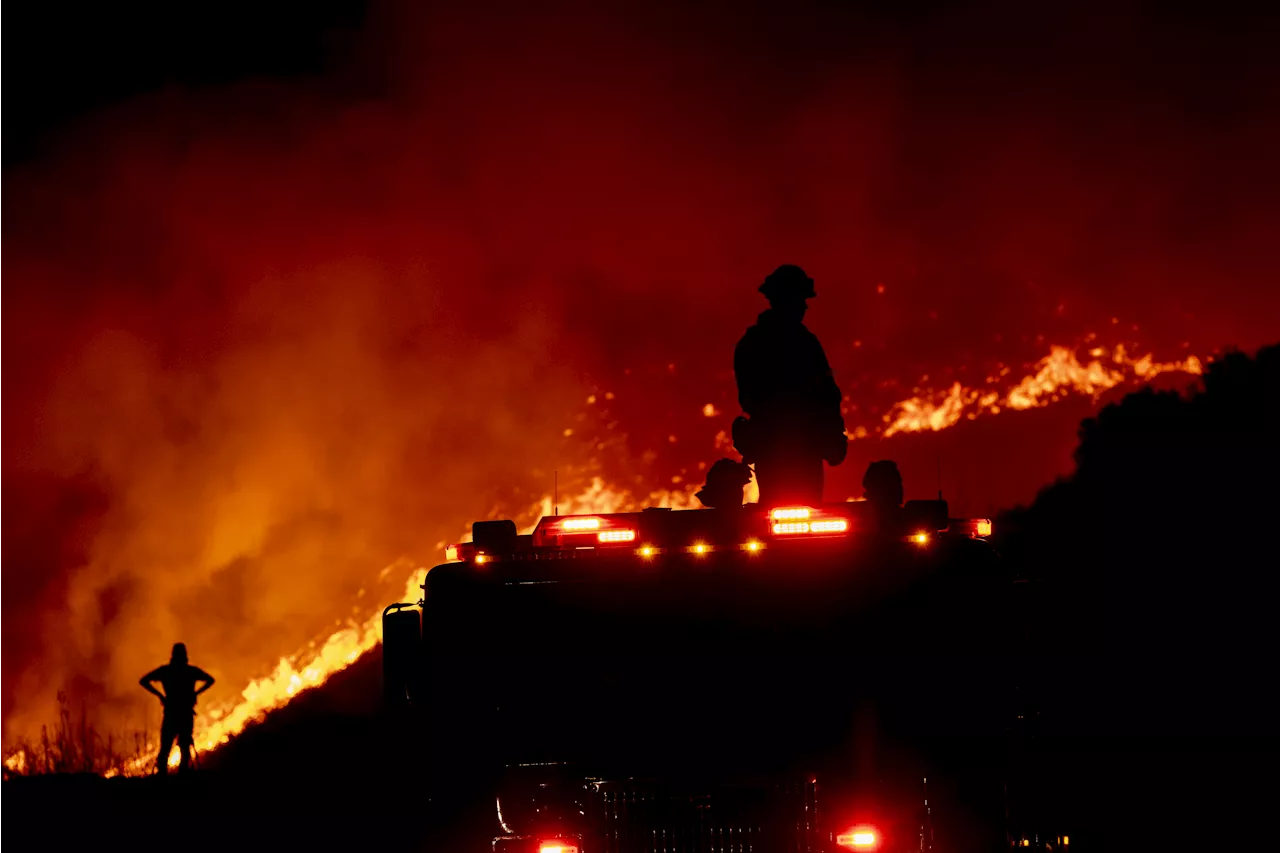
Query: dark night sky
[[3, 1, 367, 164], [4, 0, 1279, 746]]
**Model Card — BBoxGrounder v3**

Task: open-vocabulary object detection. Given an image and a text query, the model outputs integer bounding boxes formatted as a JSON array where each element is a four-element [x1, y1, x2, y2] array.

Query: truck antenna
[[554, 470, 559, 516], [937, 451, 944, 502]]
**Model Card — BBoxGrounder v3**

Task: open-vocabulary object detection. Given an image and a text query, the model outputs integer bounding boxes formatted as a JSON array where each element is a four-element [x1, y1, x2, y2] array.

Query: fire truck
[[382, 497, 1065, 853]]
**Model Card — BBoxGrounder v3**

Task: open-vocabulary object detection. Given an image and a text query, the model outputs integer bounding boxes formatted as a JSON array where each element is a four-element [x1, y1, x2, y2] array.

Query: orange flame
[[99, 561, 429, 775], [2, 340, 1204, 777], [879, 344, 1203, 438], [104, 479, 697, 775], [4, 751, 28, 775]]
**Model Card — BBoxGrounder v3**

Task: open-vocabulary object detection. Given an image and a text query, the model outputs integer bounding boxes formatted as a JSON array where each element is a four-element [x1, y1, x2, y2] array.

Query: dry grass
[[2, 691, 156, 778]]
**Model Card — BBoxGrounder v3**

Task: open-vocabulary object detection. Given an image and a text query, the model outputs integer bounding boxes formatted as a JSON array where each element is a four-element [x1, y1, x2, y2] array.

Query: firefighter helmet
[[759, 264, 816, 300]]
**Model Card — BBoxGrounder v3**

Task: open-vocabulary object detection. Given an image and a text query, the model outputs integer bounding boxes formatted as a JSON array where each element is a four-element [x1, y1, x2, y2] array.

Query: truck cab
[[383, 498, 1050, 853]]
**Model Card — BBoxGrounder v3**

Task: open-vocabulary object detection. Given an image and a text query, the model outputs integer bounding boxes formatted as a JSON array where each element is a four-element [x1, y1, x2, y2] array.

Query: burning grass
[[0, 340, 1211, 779], [879, 342, 1204, 437], [2, 692, 155, 778]]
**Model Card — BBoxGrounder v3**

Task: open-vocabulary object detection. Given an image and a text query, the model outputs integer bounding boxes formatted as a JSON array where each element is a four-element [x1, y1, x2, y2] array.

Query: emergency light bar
[[769, 506, 852, 537], [442, 503, 992, 567], [946, 517, 994, 538], [532, 513, 643, 549]]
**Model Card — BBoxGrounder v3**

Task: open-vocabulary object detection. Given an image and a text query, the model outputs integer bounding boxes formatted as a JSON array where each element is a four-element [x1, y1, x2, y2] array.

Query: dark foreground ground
[[4, 710, 1276, 852], [6, 646, 1280, 852], [0, 654, 490, 851], [6, 633, 1280, 852]]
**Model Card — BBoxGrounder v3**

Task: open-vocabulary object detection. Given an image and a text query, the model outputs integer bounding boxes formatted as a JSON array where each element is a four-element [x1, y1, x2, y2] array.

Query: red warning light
[[538, 842, 580, 853], [772, 521, 811, 535], [771, 511, 850, 537], [836, 826, 879, 849]]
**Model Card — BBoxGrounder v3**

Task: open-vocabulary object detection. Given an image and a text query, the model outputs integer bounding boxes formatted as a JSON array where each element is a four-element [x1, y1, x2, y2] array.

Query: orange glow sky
[[4, 0, 1278, 753]]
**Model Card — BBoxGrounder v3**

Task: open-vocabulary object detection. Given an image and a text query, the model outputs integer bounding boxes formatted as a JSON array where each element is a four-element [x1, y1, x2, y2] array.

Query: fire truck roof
[[443, 500, 992, 567]]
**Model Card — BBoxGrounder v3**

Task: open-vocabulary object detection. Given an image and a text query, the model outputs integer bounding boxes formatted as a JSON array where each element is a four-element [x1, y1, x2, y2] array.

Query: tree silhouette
[[999, 343, 1280, 736]]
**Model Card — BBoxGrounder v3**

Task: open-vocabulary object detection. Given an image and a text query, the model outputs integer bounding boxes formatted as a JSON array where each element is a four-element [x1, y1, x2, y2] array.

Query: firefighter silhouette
[[695, 458, 753, 508], [733, 264, 847, 505], [140, 642, 214, 774]]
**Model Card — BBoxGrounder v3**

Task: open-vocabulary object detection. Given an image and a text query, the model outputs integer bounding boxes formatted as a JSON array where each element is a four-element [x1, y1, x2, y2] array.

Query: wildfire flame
[[878, 344, 1203, 438], [103, 480, 697, 776], [98, 563, 427, 775], [1, 339, 1207, 777], [4, 751, 28, 775]]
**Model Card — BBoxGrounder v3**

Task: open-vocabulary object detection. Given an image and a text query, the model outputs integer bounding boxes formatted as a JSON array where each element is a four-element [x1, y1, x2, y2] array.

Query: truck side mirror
[[382, 603, 421, 708]]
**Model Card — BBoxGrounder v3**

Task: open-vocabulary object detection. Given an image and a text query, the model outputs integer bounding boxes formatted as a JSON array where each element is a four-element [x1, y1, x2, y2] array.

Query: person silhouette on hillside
[[862, 460, 906, 534], [140, 643, 214, 774], [733, 264, 847, 506]]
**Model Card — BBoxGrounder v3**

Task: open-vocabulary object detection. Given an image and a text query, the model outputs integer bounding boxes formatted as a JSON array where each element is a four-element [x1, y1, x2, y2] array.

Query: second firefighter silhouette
[[733, 264, 848, 505]]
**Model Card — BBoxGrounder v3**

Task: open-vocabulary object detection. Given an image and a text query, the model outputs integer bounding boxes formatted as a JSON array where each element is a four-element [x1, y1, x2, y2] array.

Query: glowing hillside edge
[[881, 345, 1203, 437], [1, 339, 1207, 777]]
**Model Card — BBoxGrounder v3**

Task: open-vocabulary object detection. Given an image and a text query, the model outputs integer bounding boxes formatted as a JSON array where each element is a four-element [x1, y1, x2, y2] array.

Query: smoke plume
[[5, 1, 1278, 743]]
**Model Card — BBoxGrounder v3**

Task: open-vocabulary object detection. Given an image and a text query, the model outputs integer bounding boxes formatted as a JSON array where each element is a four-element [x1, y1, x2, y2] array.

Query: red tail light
[[598, 529, 636, 543], [836, 826, 879, 849], [538, 842, 580, 853]]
